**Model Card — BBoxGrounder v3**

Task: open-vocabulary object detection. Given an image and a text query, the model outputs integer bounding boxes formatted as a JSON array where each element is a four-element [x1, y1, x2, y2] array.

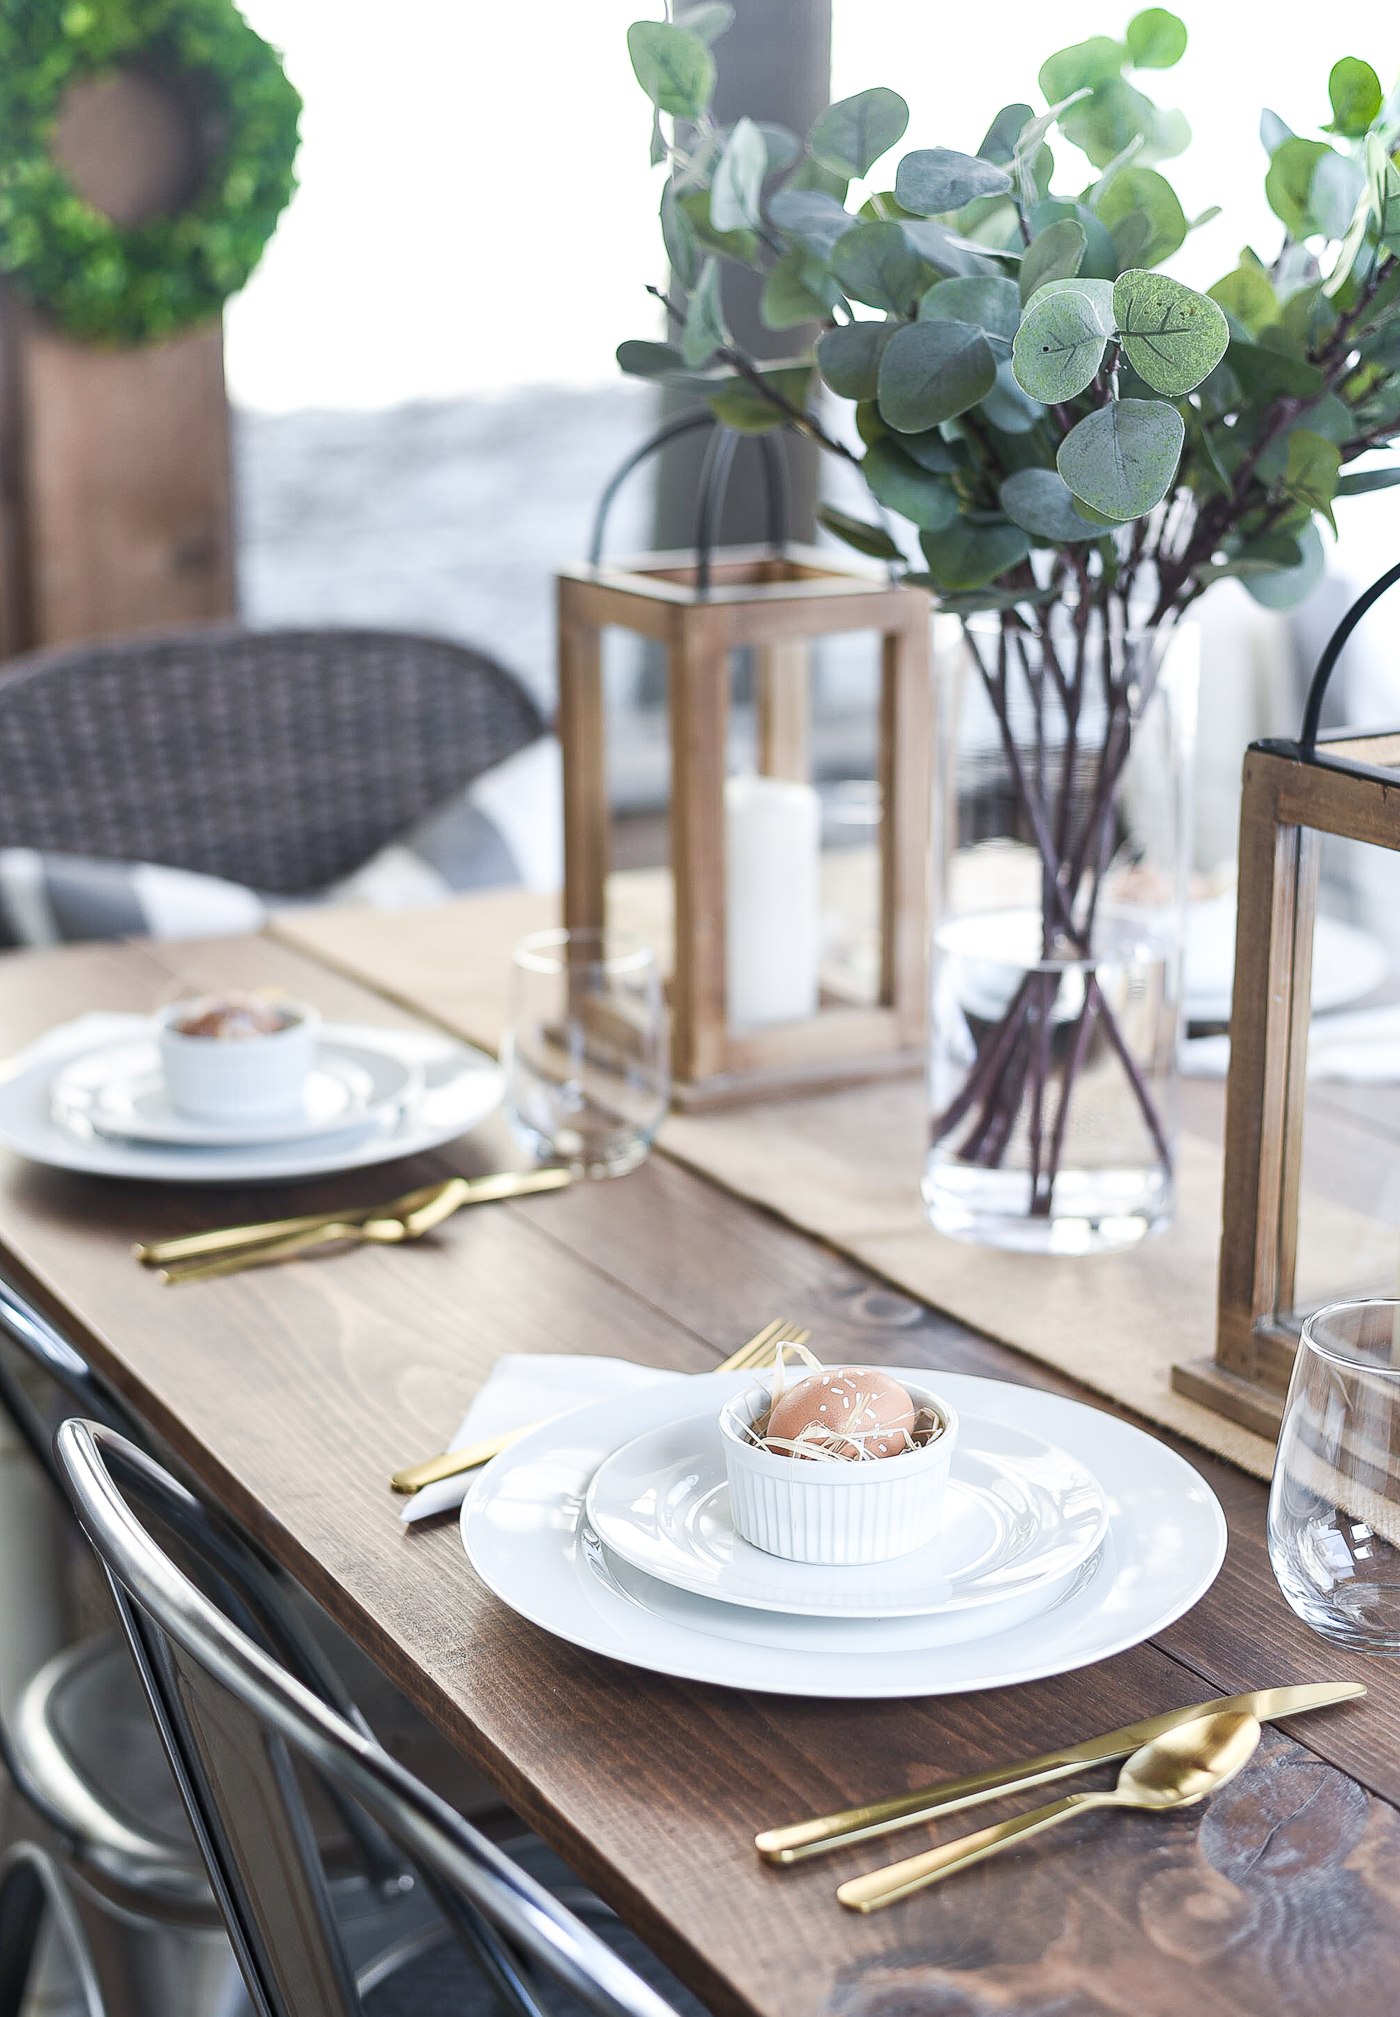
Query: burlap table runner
[[273, 875, 1396, 1484]]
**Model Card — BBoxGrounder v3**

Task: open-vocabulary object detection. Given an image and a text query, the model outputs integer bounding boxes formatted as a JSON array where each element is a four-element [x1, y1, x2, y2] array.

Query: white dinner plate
[[51, 1037, 418, 1147], [585, 1405, 1107, 1618], [0, 1015, 502, 1183], [1185, 897, 1390, 1024], [462, 1371, 1227, 1699]]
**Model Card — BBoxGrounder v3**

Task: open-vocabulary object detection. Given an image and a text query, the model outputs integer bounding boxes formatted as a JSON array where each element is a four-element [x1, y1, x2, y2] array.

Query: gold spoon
[[837, 1710, 1261, 1912], [158, 1183, 471, 1284]]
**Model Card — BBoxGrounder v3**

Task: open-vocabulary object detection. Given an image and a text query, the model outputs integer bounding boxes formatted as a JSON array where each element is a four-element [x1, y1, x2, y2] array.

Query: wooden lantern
[[556, 541, 933, 1109], [1173, 563, 1400, 1438]]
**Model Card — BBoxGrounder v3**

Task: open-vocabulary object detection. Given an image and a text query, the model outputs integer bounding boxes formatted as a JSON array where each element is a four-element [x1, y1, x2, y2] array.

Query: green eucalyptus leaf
[[918, 275, 1021, 344], [1126, 9, 1187, 69], [1012, 285, 1112, 400], [1276, 428, 1342, 530], [901, 217, 1007, 278], [810, 88, 909, 178], [757, 123, 801, 174], [627, 21, 715, 120], [661, 181, 700, 290], [683, 259, 729, 367], [1327, 57, 1383, 138], [1365, 134, 1400, 252], [862, 441, 961, 529], [650, 108, 667, 168], [930, 585, 1062, 614], [677, 190, 758, 262], [1030, 199, 1118, 279], [816, 319, 892, 398], [768, 188, 853, 259], [1038, 37, 1125, 105], [877, 318, 998, 431], [894, 148, 1012, 216], [981, 360, 1043, 431], [1226, 338, 1324, 398], [1208, 263, 1277, 337], [616, 340, 688, 380], [1266, 138, 1332, 235], [979, 103, 1035, 166], [831, 221, 926, 313], [761, 250, 843, 329], [1260, 109, 1293, 155], [1094, 166, 1187, 267], [1112, 269, 1230, 394], [1019, 219, 1087, 302], [999, 467, 1103, 541], [816, 503, 902, 560], [918, 519, 1032, 590], [900, 428, 965, 473], [1337, 464, 1400, 495], [710, 118, 767, 234], [1056, 398, 1185, 518], [674, 1, 735, 43], [704, 364, 812, 433], [1310, 149, 1366, 241], [1245, 520, 1325, 608], [1062, 80, 1186, 171]]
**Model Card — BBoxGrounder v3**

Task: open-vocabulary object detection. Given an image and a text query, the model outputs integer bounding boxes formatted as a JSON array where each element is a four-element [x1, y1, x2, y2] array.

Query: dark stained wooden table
[[1, 929, 1398, 2017]]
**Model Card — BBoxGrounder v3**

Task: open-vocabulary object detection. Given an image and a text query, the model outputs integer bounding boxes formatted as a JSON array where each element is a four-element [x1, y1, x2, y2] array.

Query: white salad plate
[[462, 1371, 1228, 1699], [585, 1405, 1107, 1618], [0, 1014, 502, 1183], [51, 1036, 419, 1147]]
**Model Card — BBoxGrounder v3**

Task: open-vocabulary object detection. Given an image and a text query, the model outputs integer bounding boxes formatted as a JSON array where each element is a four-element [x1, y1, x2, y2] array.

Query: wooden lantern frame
[[556, 542, 932, 1108], [1173, 563, 1400, 1439]]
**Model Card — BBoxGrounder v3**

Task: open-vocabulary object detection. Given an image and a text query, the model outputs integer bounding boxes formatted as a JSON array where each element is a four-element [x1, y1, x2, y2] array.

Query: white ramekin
[[720, 1368, 958, 1565], [156, 998, 320, 1121]]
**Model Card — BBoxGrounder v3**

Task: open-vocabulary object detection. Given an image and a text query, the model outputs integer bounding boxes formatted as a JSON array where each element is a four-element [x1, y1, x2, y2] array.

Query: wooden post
[[756, 640, 809, 780], [0, 67, 235, 655], [669, 608, 730, 1085], [558, 580, 609, 935], [879, 611, 933, 1037]]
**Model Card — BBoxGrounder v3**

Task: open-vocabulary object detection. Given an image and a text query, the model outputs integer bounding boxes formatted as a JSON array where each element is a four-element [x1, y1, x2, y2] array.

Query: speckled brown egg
[[765, 1367, 916, 1460]]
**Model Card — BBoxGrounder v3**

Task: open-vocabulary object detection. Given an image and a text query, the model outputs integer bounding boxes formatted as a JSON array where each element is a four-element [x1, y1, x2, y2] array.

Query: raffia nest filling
[[719, 1347, 959, 1566]]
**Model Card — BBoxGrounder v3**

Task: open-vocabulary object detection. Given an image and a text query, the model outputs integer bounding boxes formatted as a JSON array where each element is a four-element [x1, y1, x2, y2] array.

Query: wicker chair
[[0, 626, 546, 894]]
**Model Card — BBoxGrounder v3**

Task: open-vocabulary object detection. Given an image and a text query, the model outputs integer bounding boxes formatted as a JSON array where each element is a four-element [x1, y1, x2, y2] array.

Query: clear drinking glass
[[502, 928, 670, 1178], [1268, 1299, 1400, 1652]]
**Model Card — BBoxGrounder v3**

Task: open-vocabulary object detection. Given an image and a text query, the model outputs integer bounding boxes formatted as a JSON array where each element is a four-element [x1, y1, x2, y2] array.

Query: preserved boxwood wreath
[[0, 0, 300, 344]]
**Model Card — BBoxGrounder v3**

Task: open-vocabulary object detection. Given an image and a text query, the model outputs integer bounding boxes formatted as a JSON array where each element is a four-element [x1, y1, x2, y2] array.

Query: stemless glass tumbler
[[502, 928, 670, 1178], [1268, 1299, 1400, 1652]]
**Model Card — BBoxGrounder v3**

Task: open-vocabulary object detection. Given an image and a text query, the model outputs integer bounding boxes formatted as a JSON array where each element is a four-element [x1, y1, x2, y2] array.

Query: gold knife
[[391, 1423, 551, 1494], [754, 1682, 1365, 1863], [137, 1168, 571, 1268]]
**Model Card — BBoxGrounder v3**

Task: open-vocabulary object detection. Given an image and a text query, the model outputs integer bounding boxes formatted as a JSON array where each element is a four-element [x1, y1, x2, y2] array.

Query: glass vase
[[923, 612, 1197, 1255]]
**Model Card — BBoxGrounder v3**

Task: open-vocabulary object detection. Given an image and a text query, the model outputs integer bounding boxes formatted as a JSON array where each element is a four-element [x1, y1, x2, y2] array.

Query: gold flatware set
[[756, 1680, 1364, 1911], [135, 1167, 573, 1284]]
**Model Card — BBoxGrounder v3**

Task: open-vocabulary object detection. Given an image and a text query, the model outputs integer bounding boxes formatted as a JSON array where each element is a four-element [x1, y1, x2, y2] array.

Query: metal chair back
[[0, 626, 545, 893], [55, 1418, 680, 2017]]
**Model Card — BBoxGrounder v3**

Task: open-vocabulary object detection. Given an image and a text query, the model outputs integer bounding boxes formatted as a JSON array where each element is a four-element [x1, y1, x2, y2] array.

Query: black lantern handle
[[1299, 557, 1400, 750], [587, 407, 790, 594]]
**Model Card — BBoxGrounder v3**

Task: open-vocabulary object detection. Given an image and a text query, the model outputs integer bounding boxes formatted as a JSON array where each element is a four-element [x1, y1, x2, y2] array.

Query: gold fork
[[157, 1182, 473, 1286], [388, 1316, 812, 1495]]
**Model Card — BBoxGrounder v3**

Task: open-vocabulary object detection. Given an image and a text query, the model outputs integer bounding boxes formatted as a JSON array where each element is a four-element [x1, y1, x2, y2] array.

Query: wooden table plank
[[0, 933, 1396, 2017]]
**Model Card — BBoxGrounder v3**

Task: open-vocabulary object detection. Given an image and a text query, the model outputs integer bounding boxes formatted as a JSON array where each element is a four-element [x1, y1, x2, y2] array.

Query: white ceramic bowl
[[156, 998, 320, 1122], [719, 1367, 958, 1566]]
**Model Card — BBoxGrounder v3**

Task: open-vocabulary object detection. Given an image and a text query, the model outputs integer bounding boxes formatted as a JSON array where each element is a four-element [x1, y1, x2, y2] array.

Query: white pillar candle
[[724, 774, 821, 1028]]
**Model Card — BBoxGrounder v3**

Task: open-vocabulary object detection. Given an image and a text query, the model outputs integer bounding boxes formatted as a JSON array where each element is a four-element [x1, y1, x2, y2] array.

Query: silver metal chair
[[52, 1418, 683, 2017]]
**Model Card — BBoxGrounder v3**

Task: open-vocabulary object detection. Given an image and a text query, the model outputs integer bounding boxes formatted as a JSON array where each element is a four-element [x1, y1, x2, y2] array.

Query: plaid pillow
[[0, 737, 562, 948]]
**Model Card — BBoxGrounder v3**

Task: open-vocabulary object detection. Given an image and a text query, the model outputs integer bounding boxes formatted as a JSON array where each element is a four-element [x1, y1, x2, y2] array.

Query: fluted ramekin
[[156, 998, 319, 1122], [720, 1368, 958, 1565]]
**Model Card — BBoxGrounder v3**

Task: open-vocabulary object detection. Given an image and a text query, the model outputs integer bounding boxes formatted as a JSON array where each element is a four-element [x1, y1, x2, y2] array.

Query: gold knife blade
[[139, 1168, 571, 1269], [754, 1682, 1365, 1863], [391, 1422, 552, 1495]]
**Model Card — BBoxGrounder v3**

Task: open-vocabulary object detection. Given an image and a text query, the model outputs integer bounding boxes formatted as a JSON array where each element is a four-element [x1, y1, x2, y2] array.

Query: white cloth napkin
[[401, 1352, 683, 1523]]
